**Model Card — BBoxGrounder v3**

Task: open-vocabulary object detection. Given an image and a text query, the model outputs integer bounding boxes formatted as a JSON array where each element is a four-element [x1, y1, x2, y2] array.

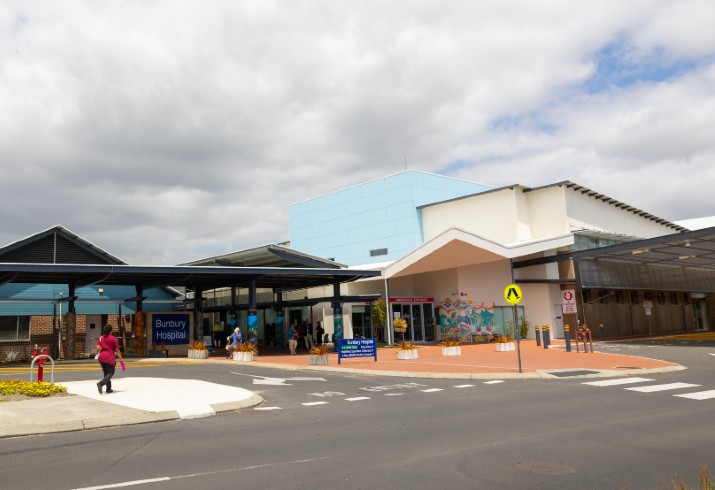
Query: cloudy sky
[[1, 1, 714, 265]]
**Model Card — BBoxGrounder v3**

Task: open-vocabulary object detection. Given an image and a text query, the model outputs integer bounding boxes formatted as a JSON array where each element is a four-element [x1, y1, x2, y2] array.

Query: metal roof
[[181, 244, 345, 269], [0, 263, 381, 292], [571, 226, 715, 292]]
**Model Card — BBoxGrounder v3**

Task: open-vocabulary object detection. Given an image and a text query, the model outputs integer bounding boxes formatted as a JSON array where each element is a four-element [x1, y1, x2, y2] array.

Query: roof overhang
[[0, 263, 382, 293], [571, 226, 715, 292], [385, 228, 574, 279]]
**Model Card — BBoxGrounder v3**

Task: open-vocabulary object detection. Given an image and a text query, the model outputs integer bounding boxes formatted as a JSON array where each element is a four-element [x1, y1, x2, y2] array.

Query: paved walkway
[[0, 339, 684, 439]]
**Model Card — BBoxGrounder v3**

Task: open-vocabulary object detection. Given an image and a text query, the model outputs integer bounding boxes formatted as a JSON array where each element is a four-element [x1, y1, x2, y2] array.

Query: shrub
[[235, 342, 258, 354], [0, 380, 67, 397], [310, 345, 330, 356]]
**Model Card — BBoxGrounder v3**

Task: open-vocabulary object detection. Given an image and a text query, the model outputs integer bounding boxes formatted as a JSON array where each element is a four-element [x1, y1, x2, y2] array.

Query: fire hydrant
[[32, 346, 50, 382]]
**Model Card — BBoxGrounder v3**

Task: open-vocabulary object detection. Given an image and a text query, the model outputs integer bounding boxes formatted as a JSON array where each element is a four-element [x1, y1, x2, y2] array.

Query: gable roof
[[0, 225, 124, 265]]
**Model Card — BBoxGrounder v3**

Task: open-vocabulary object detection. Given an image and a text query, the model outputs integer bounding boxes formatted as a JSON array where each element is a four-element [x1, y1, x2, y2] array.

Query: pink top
[[97, 334, 119, 365]]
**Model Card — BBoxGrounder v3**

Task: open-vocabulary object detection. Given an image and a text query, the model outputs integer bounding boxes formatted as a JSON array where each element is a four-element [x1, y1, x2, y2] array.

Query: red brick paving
[[207, 340, 678, 376]]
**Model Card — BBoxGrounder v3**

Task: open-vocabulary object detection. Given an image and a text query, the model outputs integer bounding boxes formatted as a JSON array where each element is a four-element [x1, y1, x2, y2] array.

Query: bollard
[[542, 325, 550, 349], [564, 324, 571, 352], [599, 323, 605, 341], [535, 325, 541, 347]]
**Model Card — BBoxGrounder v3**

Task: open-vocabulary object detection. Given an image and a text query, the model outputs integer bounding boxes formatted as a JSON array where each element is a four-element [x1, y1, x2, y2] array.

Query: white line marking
[[345, 397, 371, 401], [72, 457, 332, 490], [421, 388, 444, 393], [254, 407, 282, 411], [384, 393, 404, 396], [674, 390, 715, 400], [454, 384, 475, 388], [72, 477, 171, 489], [483, 380, 504, 384], [583, 377, 654, 387], [302, 401, 329, 406], [626, 382, 701, 393]]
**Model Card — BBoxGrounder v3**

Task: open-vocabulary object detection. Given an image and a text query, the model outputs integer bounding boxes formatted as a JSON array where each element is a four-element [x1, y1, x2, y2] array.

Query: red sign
[[389, 297, 434, 303]]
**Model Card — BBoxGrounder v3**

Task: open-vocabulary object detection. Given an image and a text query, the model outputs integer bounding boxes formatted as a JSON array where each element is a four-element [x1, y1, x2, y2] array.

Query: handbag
[[94, 352, 100, 360]]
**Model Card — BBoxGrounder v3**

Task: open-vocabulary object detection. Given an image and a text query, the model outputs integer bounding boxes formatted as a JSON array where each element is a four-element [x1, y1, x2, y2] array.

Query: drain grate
[[547, 370, 600, 377], [514, 461, 576, 476]]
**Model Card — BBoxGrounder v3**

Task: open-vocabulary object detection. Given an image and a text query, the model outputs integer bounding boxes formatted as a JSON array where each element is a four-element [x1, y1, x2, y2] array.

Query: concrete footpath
[[0, 340, 684, 439]]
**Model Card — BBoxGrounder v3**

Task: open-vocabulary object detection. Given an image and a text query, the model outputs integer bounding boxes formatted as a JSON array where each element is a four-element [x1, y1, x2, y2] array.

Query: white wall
[[422, 188, 522, 244], [565, 188, 678, 238], [525, 186, 569, 239]]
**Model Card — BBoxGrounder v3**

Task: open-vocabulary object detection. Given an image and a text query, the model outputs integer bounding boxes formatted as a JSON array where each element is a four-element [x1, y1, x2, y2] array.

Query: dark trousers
[[99, 361, 116, 391]]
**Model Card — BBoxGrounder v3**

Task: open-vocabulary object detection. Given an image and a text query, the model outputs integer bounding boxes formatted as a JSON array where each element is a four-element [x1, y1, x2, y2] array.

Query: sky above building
[[1, 1, 714, 265]]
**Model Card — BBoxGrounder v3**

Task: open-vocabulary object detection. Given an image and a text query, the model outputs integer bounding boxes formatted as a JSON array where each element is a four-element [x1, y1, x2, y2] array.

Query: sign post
[[503, 283, 523, 373]]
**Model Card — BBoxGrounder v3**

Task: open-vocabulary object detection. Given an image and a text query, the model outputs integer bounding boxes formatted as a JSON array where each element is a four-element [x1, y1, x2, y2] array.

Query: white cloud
[[1, 0, 714, 263]]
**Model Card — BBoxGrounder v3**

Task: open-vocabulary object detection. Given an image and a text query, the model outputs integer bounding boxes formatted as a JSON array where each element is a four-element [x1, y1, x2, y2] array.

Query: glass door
[[694, 300, 708, 331], [411, 304, 424, 342]]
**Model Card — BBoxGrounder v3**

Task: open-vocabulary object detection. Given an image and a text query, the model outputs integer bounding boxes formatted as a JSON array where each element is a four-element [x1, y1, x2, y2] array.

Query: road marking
[[674, 390, 715, 400], [308, 391, 346, 398], [254, 407, 282, 410], [345, 397, 370, 401], [302, 401, 329, 406], [231, 372, 326, 386], [421, 388, 443, 393], [384, 393, 404, 396], [454, 384, 475, 388], [483, 380, 504, 384], [626, 382, 701, 393], [360, 382, 427, 392], [583, 377, 654, 387], [71, 457, 332, 489]]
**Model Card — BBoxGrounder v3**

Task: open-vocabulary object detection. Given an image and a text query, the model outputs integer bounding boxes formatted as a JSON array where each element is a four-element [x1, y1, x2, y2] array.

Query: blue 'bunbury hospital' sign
[[152, 313, 190, 345], [338, 338, 377, 364]]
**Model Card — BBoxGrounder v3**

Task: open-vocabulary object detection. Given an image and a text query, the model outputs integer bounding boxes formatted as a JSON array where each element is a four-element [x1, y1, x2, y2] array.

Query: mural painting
[[437, 297, 496, 342]]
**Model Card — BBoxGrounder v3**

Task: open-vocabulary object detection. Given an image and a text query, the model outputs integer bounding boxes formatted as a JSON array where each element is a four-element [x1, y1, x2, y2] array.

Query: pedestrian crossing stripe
[[625, 382, 701, 393], [674, 390, 715, 400], [582, 377, 654, 387]]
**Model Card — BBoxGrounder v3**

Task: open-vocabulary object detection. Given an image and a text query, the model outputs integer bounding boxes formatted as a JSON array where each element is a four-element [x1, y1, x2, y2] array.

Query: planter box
[[397, 349, 419, 360], [495, 342, 515, 352], [232, 351, 254, 362], [188, 349, 208, 359], [441, 346, 462, 356], [308, 355, 329, 365]]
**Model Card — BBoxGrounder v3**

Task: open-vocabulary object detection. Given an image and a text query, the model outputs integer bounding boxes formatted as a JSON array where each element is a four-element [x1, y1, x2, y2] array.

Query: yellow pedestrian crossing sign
[[504, 284, 522, 305]]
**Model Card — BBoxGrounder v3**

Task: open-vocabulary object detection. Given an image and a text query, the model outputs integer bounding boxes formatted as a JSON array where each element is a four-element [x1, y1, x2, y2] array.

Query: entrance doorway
[[85, 315, 102, 354], [391, 302, 435, 343], [694, 300, 708, 331]]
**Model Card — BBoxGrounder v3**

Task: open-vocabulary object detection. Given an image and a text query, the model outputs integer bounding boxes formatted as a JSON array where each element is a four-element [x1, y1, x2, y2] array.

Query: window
[[582, 289, 592, 303], [599, 290, 609, 304], [657, 292, 665, 305], [630, 291, 639, 305], [670, 293, 678, 306], [0, 316, 30, 341], [615, 291, 624, 304], [682, 293, 691, 305], [370, 248, 388, 257]]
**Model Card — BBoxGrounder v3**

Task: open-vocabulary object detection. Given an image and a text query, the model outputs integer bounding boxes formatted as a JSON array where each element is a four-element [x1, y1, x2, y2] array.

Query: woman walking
[[288, 323, 299, 355], [96, 324, 124, 394]]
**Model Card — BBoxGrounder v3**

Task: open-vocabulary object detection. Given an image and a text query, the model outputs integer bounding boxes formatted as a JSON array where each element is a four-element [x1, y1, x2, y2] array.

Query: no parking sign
[[562, 289, 577, 314]]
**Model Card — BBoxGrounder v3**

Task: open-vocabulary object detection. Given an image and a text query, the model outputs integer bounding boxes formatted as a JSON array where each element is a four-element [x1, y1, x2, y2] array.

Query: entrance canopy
[[0, 263, 381, 292], [514, 226, 715, 293]]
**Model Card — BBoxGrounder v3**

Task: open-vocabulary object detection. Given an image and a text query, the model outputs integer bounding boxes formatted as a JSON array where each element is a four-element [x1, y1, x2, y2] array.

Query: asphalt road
[[2, 341, 714, 489]]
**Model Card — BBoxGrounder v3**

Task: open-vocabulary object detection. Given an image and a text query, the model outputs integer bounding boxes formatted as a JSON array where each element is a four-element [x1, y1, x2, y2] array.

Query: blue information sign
[[152, 313, 190, 345], [338, 338, 377, 365]]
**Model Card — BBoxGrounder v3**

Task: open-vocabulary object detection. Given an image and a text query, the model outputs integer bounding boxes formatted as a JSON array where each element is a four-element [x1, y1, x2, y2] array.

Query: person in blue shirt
[[226, 327, 243, 359]]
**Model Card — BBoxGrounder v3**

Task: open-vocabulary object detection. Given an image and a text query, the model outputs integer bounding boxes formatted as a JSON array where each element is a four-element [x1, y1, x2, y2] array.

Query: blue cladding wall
[[290, 171, 492, 265], [0, 284, 177, 315]]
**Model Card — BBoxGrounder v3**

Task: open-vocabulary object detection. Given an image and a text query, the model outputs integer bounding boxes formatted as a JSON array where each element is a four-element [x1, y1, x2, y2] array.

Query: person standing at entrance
[[212, 321, 223, 348], [96, 324, 123, 395], [303, 319, 314, 349], [288, 323, 299, 354], [315, 321, 325, 346]]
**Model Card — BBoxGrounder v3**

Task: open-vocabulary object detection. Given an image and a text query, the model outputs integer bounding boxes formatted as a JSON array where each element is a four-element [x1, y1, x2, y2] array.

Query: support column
[[66, 283, 77, 359], [135, 285, 145, 356], [194, 286, 204, 340], [247, 279, 257, 344], [275, 291, 284, 351], [332, 282, 343, 347]]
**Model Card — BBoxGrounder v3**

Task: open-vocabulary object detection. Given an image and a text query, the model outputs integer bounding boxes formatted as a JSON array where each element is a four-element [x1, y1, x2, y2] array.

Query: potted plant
[[188, 341, 208, 359], [308, 344, 330, 365], [440, 337, 461, 356], [232, 342, 258, 361], [393, 317, 418, 359], [495, 331, 515, 351]]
